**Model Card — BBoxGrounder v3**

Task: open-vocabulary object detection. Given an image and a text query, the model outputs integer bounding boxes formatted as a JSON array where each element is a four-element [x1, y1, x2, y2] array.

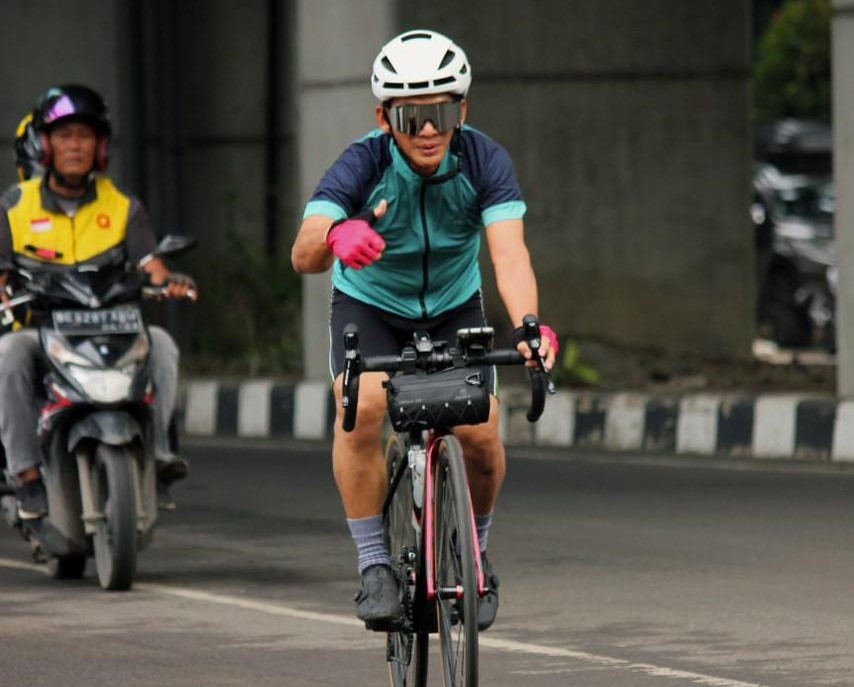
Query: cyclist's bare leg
[[453, 395, 505, 516], [333, 371, 402, 623], [332, 371, 389, 517]]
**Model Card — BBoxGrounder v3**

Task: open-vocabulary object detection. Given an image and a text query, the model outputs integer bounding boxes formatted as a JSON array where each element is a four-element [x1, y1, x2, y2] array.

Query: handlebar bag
[[384, 366, 490, 432]]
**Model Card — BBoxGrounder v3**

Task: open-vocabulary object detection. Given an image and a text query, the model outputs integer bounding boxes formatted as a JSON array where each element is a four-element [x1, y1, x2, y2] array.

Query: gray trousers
[[0, 326, 179, 477]]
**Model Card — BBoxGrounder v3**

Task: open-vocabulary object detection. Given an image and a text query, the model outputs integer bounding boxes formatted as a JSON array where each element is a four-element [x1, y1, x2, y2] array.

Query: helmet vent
[[433, 76, 456, 86], [408, 81, 429, 90], [381, 56, 397, 74], [438, 50, 456, 69], [384, 82, 405, 90], [460, 64, 468, 74], [401, 32, 432, 42]]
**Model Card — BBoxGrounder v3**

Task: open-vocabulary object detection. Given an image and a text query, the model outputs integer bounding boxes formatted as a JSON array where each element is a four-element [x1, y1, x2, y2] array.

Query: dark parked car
[[752, 120, 835, 350]]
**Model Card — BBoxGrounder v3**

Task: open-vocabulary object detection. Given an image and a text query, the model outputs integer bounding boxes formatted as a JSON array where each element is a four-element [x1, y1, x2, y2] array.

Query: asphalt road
[[1, 439, 853, 687]]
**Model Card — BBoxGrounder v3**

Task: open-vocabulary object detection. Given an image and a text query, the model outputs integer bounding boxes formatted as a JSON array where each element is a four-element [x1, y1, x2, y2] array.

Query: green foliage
[[752, 0, 831, 122], [182, 231, 303, 377], [549, 338, 600, 388]]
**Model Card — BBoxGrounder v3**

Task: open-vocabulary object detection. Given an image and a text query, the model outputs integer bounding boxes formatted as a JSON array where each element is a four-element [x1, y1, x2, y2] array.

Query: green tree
[[178, 230, 303, 378], [752, 0, 831, 122]]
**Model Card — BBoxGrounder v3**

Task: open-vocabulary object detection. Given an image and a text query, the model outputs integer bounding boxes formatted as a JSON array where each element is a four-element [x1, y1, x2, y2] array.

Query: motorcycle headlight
[[45, 332, 96, 368], [65, 366, 134, 403], [115, 332, 150, 368]]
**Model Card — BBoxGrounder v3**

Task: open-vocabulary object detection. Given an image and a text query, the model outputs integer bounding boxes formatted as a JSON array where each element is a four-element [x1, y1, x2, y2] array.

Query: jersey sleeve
[[460, 129, 527, 226], [125, 198, 159, 264], [302, 132, 390, 220]]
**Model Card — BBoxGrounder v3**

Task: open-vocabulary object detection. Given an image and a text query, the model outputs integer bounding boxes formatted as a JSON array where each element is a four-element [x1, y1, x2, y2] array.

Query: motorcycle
[[0, 235, 195, 590]]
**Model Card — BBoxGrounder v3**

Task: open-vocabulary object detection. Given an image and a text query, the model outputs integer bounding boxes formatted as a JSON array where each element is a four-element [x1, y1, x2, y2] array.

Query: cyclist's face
[[49, 120, 98, 180], [376, 94, 466, 176]]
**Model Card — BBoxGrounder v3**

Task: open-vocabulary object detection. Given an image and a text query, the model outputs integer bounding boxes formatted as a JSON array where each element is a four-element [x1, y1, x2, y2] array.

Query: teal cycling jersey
[[303, 125, 526, 319]]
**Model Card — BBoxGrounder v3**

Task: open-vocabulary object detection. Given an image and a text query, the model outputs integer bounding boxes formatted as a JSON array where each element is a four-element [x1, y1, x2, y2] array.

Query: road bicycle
[[341, 315, 553, 687]]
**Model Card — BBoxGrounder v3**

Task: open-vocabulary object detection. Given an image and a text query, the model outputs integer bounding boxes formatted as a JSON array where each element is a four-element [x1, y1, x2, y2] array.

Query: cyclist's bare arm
[[484, 218, 555, 369], [291, 214, 336, 274]]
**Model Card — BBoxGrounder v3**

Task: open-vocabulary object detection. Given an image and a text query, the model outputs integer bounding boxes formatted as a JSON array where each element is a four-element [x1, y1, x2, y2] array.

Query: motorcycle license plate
[[52, 306, 143, 335]]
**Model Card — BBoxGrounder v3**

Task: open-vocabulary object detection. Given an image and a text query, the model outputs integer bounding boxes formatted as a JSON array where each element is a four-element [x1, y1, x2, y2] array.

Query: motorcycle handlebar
[[141, 285, 198, 301]]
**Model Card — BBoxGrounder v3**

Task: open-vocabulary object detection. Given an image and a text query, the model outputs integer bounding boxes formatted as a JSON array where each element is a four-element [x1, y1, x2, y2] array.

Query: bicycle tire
[[433, 435, 478, 687], [384, 434, 429, 687]]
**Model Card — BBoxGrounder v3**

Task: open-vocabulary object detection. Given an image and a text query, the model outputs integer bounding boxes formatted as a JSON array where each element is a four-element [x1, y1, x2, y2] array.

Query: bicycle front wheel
[[433, 435, 478, 687], [384, 434, 428, 687]]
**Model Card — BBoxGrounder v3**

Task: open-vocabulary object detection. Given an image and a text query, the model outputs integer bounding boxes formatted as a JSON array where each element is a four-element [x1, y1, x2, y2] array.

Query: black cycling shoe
[[354, 564, 401, 627], [16, 478, 47, 521], [477, 552, 500, 631]]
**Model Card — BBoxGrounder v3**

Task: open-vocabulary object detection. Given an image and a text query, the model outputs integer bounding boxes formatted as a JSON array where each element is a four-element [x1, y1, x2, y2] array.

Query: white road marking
[[0, 556, 43, 574], [137, 582, 364, 628], [0, 556, 774, 687]]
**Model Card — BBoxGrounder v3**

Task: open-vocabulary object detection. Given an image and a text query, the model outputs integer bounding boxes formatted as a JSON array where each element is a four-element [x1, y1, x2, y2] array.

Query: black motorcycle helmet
[[32, 84, 112, 172]]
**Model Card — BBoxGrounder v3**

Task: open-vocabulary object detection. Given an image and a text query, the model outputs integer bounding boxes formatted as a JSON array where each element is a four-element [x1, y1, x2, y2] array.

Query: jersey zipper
[[418, 182, 429, 319]]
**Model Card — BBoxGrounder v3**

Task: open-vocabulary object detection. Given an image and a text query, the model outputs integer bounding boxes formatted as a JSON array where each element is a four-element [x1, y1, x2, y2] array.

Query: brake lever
[[521, 314, 556, 395]]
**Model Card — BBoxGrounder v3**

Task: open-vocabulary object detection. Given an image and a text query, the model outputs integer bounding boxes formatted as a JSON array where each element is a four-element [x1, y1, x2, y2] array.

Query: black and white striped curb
[[180, 380, 854, 463]]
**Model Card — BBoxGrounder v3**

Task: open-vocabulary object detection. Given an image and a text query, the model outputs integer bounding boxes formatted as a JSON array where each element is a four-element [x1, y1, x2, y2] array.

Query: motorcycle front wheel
[[91, 444, 138, 591]]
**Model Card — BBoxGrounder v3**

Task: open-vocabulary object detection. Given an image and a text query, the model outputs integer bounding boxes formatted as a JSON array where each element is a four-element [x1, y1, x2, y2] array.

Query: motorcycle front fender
[[67, 410, 143, 454]]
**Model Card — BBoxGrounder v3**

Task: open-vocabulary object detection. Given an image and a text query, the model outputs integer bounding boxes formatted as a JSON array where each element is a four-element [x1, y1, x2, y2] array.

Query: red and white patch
[[30, 217, 52, 233]]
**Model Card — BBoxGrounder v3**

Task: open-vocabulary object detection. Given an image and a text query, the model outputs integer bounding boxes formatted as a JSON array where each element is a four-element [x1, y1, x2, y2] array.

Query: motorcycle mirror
[[152, 235, 197, 259]]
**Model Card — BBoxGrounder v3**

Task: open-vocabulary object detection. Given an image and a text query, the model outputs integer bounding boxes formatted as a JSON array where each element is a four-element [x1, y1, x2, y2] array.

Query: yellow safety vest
[[6, 176, 131, 266]]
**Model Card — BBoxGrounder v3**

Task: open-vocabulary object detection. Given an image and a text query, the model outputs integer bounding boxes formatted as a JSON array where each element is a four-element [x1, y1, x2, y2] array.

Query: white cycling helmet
[[371, 30, 472, 101]]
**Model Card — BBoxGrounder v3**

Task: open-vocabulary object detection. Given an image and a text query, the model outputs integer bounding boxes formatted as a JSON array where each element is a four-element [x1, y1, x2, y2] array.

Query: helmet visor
[[385, 101, 462, 136]]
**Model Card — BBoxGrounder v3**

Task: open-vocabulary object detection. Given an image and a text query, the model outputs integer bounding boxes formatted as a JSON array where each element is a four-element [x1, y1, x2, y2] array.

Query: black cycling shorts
[[328, 288, 497, 394]]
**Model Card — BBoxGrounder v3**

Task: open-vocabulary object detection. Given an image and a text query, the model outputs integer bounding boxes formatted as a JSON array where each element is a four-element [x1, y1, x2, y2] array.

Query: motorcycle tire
[[91, 444, 138, 591]]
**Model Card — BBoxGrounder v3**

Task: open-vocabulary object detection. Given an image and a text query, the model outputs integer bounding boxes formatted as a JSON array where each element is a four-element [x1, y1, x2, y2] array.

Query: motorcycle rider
[[0, 112, 44, 492], [0, 84, 194, 519], [0, 112, 45, 335]]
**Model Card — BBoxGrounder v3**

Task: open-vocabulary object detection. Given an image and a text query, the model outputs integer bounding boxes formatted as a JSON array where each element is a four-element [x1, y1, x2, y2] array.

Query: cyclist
[[0, 84, 194, 518], [291, 30, 558, 631]]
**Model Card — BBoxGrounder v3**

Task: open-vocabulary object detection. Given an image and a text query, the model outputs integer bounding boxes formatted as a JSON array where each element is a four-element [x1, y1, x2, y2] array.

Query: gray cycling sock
[[347, 514, 391, 573], [475, 513, 493, 554]]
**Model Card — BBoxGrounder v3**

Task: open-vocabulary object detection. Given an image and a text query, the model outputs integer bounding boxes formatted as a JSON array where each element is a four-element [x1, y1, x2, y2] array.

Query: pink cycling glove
[[539, 325, 559, 357], [326, 218, 385, 270], [512, 323, 560, 357]]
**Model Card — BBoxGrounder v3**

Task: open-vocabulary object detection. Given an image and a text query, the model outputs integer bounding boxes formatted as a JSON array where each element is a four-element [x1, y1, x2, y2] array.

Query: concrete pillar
[[381, 1, 754, 358], [295, 0, 394, 380], [834, 0, 854, 394]]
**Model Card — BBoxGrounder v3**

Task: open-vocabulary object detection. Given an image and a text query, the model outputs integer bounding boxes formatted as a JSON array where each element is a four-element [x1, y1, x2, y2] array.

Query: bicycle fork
[[419, 435, 486, 603]]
